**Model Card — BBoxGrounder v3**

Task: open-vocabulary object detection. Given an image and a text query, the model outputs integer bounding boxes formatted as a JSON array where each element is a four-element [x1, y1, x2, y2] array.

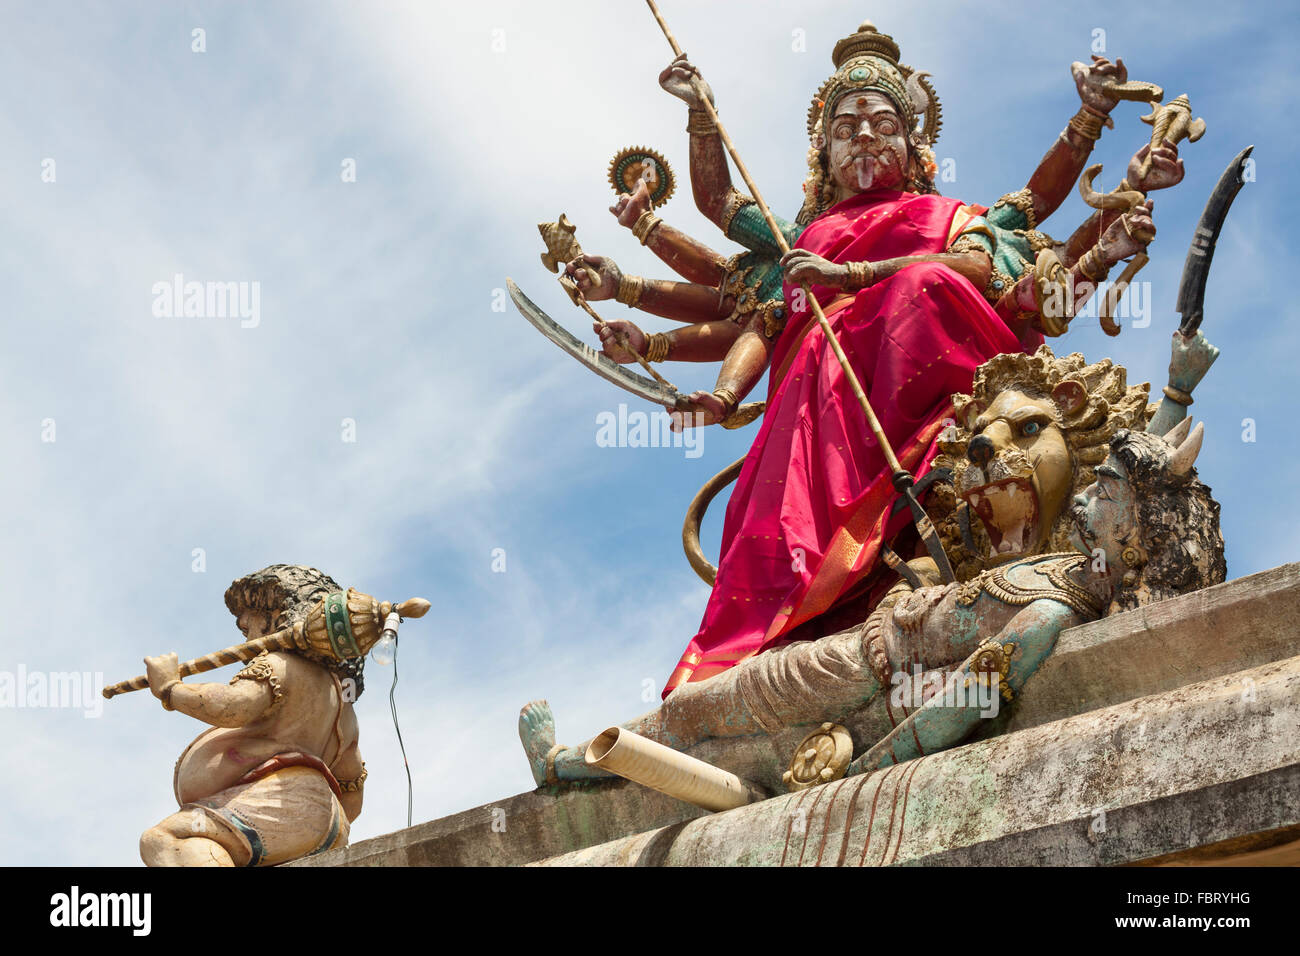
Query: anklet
[[545, 744, 566, 785]]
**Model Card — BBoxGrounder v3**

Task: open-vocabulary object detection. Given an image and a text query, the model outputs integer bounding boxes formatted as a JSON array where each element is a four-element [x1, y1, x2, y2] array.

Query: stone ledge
[[292, 774, 704, 867], [537, 652, 1300, 865], [975, 561, 1300, 740], [578, 561, 1300, 796], [911, 765, 1300, 866], [302, 562, 1300, 867]]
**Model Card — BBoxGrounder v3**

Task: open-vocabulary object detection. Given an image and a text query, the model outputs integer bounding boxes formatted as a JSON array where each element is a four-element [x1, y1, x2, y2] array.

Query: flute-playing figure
[[133, 566, 425, 867]]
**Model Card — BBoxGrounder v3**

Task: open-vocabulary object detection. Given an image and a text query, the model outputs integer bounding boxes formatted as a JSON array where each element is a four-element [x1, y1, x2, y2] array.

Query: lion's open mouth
[[964, 476, 1039, 560]]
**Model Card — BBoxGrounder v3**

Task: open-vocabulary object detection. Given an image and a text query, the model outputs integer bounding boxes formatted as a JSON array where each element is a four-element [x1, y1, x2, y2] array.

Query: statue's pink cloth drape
[[664, 188, 1042, 697]]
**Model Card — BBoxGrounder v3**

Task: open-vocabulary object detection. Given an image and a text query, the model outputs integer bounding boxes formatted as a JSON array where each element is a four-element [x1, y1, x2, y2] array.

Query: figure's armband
[[720, 186, 756, 236], [338, 763, 367, 792], [725, 197, 803, 258], [230, 651, 285, 713], [967, 639, 1018, 704], [988, 188, 1037, 231], [720, 251, 788, 340], [947, 216, 1012, 305], [956, 192, 1059, 308]]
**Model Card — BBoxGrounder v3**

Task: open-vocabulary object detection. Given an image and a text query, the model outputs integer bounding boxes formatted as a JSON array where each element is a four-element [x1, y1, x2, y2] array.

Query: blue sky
[[1, 0, 1296, 865]]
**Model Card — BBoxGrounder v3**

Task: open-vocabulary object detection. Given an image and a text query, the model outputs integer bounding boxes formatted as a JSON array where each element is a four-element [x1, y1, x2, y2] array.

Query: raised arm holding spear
[[644, 0, 957, 583]]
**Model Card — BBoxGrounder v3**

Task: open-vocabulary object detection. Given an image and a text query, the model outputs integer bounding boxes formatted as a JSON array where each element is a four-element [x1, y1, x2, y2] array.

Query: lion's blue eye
[[1023, 421, 1040, 435]]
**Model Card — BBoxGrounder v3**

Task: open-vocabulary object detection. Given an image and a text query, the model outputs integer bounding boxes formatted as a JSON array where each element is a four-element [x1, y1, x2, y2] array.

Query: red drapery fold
[[664, 189, 1041, 696]]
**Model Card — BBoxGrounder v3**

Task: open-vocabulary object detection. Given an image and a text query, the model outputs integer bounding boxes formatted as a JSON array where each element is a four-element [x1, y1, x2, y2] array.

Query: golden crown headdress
[[806, 21, 942, 148]]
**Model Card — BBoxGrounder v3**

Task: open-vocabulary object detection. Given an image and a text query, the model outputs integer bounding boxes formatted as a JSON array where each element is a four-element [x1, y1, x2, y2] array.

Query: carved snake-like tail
[[682, 455, 746, 586]]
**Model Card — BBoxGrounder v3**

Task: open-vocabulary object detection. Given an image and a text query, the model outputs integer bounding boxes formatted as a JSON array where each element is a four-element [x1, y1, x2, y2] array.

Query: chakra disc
[[607, 146, 676, 207], [783, 722, 854, 792]]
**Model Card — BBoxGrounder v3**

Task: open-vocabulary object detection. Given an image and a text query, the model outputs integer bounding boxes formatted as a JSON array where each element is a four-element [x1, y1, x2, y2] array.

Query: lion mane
[[931, 346, 1153, 571]]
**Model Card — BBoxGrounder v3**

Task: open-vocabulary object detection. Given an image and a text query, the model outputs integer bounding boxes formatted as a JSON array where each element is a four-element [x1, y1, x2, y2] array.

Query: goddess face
[[824, 90, 910, 197]]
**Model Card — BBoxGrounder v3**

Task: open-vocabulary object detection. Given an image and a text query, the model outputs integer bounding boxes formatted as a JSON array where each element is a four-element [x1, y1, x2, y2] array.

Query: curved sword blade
[[507, 278, 681, 408], [1176, 145, 1253, 335]]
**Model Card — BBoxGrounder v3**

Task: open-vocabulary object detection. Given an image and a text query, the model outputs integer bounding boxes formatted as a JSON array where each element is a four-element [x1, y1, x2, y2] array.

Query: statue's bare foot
[[518, 699, 557, 787]]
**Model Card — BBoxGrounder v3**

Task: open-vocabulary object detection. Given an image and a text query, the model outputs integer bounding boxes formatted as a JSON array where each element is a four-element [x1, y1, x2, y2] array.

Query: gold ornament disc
[[607, 146, 676, 207], [783, 722, 853, 791]]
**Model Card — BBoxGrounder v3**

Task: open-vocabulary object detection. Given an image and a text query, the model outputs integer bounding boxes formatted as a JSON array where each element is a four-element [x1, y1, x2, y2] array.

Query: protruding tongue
[[854, 155, 875, 190]]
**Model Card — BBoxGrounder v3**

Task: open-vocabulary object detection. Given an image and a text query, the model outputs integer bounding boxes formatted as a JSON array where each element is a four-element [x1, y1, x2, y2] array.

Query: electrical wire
[[387, 635, 413, 829]]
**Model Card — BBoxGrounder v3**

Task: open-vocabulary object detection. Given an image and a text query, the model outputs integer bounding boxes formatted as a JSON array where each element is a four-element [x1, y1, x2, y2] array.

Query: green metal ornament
[[323, 591, 361, 660]]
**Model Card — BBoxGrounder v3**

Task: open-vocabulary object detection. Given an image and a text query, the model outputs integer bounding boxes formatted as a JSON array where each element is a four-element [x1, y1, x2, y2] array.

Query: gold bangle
[[1162, 385, 1194, 406], [1067, 105, 1108, 142], [631, 210, 663, 245], [686, 108, 717, 136], [159, 679, 180, 711], [645, 332, 671, 363], [615, 273, 645, 308], [1078, 246, 1109, 282], [846, 260, 874, 290], [712, 387, 739, 417]]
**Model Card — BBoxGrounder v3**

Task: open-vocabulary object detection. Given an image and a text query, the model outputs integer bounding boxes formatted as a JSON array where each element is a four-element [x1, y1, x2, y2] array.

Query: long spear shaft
[[645, 2, 896, 468], [644, 0, 955, 582]]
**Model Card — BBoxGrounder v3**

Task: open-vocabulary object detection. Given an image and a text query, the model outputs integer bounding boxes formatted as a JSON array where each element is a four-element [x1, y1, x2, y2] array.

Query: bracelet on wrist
[[1078, 246, 1110, 282], [615, 274, 645, 308], [686, 108, 717, 136], [845, 260, 875, 290], [1162, 385, 1194, 406], [1067, 105, 1110, 142], [631, 211, 663, 246], [645, 332, 671, 364], [712, 387, 739, 418], [159, 679, 180, 711]]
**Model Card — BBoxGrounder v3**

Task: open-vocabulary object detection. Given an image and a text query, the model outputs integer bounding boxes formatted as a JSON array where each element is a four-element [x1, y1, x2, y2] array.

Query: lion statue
[[925, 345, 1153, 582]]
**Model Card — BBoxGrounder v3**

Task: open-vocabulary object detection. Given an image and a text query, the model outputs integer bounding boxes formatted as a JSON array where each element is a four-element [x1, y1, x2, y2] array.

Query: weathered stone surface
[[537, 652, 1300, 865], [552, 562, 1300, 797], [974, 561, 1300, 740], [291, 775, 705, 867], [918, 767, 1300, 867], [302, 563, 1300, 867]]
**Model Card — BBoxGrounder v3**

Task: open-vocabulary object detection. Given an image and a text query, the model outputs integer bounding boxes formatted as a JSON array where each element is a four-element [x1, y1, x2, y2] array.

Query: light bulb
[[371, 631, 397, 666]]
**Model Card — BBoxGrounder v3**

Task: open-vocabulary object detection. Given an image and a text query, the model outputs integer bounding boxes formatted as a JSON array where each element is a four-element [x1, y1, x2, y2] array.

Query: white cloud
[[1, 0, 1296, 864]]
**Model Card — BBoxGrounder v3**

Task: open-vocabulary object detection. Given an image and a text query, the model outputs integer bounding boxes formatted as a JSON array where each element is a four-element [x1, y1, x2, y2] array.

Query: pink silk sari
[[664, 188, 1042, 696]]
